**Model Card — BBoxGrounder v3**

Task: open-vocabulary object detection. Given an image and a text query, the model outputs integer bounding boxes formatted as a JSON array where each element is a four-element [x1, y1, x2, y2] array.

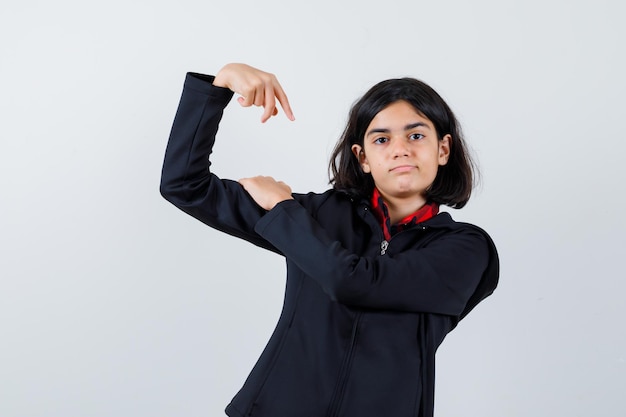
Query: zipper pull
[[380, 240, 389, 255]]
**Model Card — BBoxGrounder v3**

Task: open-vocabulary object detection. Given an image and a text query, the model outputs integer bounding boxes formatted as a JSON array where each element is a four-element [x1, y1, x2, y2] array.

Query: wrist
[[212, 72, 228, 89], [269, 196, 294, 211]]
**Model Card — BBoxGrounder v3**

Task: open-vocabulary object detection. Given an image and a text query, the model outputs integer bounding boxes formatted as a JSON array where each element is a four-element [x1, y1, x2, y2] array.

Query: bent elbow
[[159, 181, 172, 200], [159, 179, 177, 204], [159, 177, 191, 209]]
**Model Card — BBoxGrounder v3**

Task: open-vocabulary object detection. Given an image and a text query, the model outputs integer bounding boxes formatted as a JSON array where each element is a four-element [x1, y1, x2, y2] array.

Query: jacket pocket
[[335, 313, 422, 417]]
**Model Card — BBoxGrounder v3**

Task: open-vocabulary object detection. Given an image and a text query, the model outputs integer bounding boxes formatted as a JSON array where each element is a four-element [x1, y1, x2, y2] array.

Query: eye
[[409, 133, 424, 141], [373, 137, 389, 144]]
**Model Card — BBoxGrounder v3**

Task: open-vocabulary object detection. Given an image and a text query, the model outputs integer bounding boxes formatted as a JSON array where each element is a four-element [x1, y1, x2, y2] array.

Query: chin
[[392, 189, 424, 199]]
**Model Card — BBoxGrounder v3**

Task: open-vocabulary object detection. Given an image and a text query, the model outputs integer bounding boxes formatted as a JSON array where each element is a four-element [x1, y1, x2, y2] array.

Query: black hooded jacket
[[160, 73, 499, 417]]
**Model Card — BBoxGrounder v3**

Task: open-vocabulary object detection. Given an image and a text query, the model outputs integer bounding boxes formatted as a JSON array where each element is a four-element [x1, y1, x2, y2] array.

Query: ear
[[351, 144, 371, 173], [438, 134, 451, 166]]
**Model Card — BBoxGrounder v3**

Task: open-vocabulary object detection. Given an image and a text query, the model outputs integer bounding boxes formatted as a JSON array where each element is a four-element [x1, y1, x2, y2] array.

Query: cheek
[[368, 160, 387, 175]]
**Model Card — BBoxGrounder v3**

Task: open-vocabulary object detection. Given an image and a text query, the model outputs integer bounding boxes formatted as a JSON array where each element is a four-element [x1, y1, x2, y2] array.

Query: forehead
[[368, 100, 434, 129]]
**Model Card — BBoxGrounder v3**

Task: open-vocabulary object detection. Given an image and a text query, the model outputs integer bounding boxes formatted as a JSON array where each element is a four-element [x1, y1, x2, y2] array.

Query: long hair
[[329, 78, 476, 208]]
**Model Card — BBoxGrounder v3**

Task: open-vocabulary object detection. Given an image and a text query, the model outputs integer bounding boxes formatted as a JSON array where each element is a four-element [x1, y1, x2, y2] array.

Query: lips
[[390, 165, 416, 172]]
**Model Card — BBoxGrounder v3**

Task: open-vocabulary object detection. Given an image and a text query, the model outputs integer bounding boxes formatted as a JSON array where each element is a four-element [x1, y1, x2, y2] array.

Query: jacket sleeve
[[255, 199, 491, 316], [159, 72, 279, 253]]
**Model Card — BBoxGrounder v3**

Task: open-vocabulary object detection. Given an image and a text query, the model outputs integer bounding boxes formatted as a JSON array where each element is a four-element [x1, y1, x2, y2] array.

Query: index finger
[[273, 81, 295, 121]]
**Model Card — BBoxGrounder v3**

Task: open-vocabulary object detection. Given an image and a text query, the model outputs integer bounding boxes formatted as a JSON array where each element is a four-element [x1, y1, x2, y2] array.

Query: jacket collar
[[370, 188, 440, 240]]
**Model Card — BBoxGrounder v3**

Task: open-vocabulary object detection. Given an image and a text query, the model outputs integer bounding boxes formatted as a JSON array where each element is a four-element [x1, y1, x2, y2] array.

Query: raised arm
[[159, 65, 294, 252]]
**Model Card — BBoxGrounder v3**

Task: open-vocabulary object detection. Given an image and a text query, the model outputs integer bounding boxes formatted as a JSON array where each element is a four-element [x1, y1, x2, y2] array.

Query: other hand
[[238, 176, 294, 211]]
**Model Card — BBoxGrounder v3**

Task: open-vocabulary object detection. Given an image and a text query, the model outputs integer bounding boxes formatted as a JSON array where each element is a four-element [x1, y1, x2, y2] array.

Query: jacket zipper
[[380, 239, 389, 255], [380, 225, 427, 255], [363, 206, 391, 256], [326, 313, 362, 417]]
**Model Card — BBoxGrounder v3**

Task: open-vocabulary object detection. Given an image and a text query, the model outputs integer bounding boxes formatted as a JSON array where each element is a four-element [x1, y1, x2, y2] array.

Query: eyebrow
[[366, 122, 430, 137]]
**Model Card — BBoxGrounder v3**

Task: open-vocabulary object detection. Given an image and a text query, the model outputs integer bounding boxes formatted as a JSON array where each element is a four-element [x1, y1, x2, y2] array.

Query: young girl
[[160, 63, 499, 417]]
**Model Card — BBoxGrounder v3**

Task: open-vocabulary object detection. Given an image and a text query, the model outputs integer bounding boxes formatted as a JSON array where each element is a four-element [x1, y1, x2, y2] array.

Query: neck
[[379, 192, 427, 225]]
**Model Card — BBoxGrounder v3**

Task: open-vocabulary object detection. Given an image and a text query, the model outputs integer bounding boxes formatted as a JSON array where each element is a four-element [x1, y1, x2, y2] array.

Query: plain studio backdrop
[[1, 0, 624, 416]]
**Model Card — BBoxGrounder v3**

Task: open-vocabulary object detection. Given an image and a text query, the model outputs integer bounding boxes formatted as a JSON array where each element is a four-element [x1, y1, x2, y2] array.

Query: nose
[[390, 138, 410, 158]]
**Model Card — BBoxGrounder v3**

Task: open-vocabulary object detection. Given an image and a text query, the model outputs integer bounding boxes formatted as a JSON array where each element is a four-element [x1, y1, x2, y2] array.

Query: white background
[[1, 0, 624, 416]]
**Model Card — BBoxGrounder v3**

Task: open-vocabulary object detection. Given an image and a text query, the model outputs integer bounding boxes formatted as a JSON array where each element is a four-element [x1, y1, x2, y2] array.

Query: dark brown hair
[[329, 77, 477, 209]]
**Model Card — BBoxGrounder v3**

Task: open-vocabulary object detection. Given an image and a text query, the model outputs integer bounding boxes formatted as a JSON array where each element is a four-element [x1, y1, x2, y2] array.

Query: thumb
[[237, 95, 253, 107]]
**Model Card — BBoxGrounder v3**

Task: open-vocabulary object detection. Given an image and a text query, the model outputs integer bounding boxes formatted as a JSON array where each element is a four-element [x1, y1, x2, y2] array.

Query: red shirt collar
[[370, 188, 439, 240]]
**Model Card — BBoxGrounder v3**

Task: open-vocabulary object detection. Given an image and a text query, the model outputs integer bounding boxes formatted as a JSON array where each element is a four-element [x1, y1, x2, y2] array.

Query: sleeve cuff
[[254, 199, 301, 237], [184, 72, 234, 102]]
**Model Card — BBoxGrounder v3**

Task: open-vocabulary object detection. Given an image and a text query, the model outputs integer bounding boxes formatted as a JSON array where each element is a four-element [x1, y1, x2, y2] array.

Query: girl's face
[[351, 100, 450, 206]]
